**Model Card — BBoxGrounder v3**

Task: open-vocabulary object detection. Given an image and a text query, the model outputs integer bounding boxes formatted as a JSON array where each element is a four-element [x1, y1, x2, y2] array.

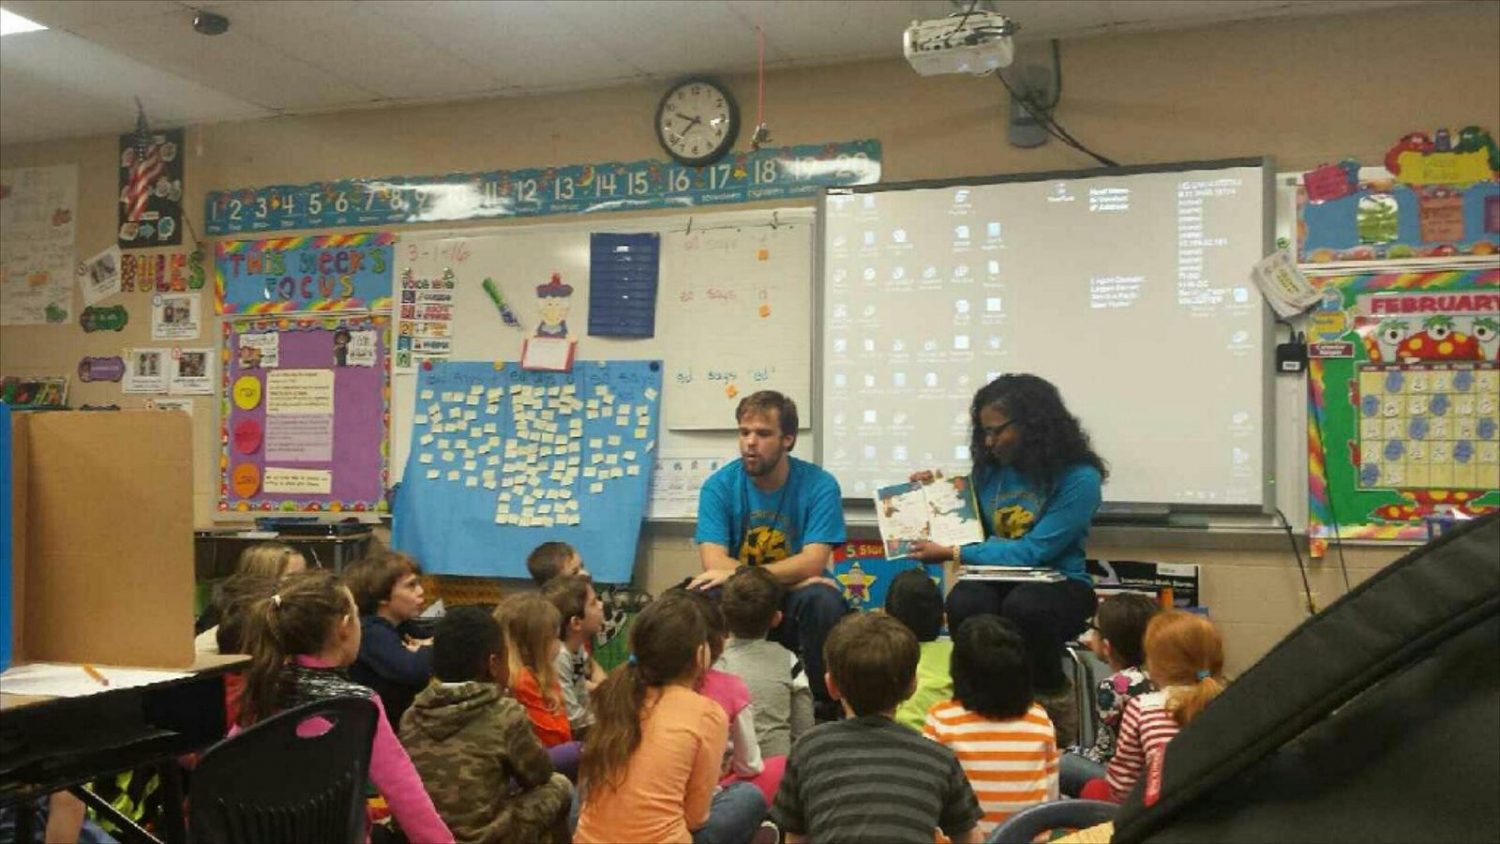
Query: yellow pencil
[[81, 663, 110, 687]]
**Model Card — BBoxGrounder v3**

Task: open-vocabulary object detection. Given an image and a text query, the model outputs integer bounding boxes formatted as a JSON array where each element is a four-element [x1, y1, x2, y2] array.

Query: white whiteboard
[[390, 208, 812, 485], [819, 160, 1274, 509]]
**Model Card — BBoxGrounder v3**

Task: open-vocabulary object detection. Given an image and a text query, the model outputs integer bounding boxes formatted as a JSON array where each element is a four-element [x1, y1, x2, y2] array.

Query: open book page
[[874, 471, 984, 560], [922, 473, 984, 548], [875, 480, 930, 559]]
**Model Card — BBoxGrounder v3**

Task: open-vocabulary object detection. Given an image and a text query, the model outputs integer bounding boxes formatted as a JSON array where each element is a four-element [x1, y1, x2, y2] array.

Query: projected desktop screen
[[818, 160, 1271, 508]]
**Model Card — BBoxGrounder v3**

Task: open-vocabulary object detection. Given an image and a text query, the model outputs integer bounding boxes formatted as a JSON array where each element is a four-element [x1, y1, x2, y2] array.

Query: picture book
[[875, 471, 983, 560]]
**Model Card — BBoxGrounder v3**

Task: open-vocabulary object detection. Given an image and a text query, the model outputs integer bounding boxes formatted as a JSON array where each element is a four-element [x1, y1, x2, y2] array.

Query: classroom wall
[[4, 1, 1497, 674]]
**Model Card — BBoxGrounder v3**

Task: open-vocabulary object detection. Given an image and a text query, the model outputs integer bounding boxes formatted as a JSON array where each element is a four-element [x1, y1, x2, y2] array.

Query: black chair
[[188, 696, 378, 844], [985, 799, 1117, 844]]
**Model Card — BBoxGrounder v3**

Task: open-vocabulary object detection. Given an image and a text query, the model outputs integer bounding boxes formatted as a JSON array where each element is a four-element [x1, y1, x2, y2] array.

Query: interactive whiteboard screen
[[819, 159, 1272, 508]]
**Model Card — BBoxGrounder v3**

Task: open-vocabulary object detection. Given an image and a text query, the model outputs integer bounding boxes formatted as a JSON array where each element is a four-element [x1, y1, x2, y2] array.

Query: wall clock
[[655, 77, 739, 167]]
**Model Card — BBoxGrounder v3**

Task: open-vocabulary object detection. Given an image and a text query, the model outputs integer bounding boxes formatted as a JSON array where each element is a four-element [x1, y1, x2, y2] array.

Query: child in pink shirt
[[233, 570, 451, 844]]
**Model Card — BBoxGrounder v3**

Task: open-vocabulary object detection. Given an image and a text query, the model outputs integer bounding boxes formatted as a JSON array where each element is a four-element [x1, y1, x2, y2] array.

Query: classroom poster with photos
[[220, 314, 390, 513], [1306, 266, 1500, 556], [123, 348, 166, 393], [170, 347, 215, 395], [77, 245, 122, 306], [118, 128, 184, 249], [152, 292, 202, 340]]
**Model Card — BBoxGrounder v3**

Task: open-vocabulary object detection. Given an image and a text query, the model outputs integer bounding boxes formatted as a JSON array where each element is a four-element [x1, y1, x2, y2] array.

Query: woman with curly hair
[[908, 373, 1108, 745]]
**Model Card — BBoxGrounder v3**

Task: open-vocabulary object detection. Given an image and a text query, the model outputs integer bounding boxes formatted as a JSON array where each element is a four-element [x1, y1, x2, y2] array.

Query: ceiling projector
[[904, 10, 1018, 76]]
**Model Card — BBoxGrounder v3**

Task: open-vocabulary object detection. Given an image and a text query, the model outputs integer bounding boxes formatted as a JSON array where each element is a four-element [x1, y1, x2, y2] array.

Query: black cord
[[946, 0, 980, 38], [994, 70, 1119, 167], [1306, 382, 1355, 593], [1276, 507, 1317, 616]]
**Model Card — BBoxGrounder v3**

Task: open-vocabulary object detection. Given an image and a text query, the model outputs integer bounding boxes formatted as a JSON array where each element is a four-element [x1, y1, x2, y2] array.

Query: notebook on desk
[[959, 567, 1066, 583]]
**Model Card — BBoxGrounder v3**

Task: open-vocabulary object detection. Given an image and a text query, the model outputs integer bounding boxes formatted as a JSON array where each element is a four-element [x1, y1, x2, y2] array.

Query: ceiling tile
[[65, 8, 381, 111], [0, 0, 186, 31], [219, 0, 502, 100], [361, 0, 642, 91], [728, 0, 955, 65], [546, 0, 759, 78], [0, 28, 266, 144]]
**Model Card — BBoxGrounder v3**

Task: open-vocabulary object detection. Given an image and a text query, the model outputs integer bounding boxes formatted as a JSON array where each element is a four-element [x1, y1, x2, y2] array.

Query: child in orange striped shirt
[[924, 614, 1059, 838]]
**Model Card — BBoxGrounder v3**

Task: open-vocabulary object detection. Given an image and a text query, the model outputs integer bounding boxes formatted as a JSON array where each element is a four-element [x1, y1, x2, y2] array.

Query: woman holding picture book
[[906, 373, 1107, 745]]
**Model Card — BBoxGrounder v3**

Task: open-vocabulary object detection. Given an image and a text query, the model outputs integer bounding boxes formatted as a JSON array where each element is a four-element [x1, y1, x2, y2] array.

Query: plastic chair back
[[189, 696, 378, 843], [986, 799, 1117, 844]]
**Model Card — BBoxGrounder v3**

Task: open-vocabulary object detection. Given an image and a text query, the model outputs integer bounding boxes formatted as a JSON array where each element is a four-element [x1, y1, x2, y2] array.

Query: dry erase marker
[[81, 663, 110, 687]]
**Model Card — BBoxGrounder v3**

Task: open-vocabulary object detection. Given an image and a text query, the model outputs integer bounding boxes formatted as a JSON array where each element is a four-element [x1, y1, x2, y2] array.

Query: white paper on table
[[0, 662, 191, 698]]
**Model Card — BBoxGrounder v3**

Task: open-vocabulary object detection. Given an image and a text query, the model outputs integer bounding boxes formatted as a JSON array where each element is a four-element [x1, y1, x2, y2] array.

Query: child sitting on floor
[[400, 606, 572, 844], [887, 568, 954, 732], [345, 550, 434, 728], [541, 573, 607, 740], [717, 565, 814, 760], [1083, 609, 1226, 803], [235, 570, 451, 843], [925, 615, 1058, 838], [771, 612, 983, 843]]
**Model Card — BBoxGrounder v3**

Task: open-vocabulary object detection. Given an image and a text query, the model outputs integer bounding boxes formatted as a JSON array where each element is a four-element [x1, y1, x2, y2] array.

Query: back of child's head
[[432, 606, 506, 684], [541, 573, 593, 638], [526, 541, 578, 585], [1143, 610, 1226, 727], [1096, 592, 1160, 669], [824, 612, 920, 717], [237, 569, 353, 727], [215, 571, 279, 655], [674, 587, 729, 662], [235, 542, 301, 579], [884, 568, 944, 642], [343, 549, 422, 616], [494, 594, 563, 705], [952, 614, 1031, 720], [721, 565, 784, 640], [581, 591, 710, 792]]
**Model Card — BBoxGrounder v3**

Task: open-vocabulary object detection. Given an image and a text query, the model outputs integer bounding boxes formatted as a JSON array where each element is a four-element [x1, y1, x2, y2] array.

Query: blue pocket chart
[[394, 360, 663, 583]]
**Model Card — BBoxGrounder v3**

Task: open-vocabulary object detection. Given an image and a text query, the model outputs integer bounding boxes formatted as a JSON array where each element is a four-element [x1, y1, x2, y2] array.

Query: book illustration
[[875, 471, 984, 560]]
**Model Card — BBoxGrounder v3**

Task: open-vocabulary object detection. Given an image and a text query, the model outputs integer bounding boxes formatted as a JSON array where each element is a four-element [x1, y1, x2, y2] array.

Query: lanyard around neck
[[739, 460, 793, 562]]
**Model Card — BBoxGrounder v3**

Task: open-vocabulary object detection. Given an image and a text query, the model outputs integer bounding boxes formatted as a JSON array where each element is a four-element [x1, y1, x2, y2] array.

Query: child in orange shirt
[[495, 593, 580, 780], [575, 591, 768, 844]]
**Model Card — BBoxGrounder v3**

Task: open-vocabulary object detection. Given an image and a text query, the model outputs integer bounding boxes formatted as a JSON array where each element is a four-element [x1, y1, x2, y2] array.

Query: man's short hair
[[884, 568, 944, 641], [541, 573, 593, 637], [735, 391, 798, 448], [952, 614, 1030, 719], [823, 612, 919, 717], [1096, 592, 1160, 668], [721, 566, 785, 639], [526, 541, 576, 585], [432, 606, 505, 684], [342, 550, 421, 616]]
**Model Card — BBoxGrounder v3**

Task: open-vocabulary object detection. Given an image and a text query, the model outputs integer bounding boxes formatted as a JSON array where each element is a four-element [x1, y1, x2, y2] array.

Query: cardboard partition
[[13, 411, 194, 668]]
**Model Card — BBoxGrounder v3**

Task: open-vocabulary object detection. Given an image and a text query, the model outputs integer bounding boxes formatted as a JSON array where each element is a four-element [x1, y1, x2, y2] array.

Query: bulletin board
[[1306, 265, 1500, 554], [389, 207, 813, 484], [220, 314, 391, 513], [392, 360, 663, 583], [1297, 177, 1499, 263]]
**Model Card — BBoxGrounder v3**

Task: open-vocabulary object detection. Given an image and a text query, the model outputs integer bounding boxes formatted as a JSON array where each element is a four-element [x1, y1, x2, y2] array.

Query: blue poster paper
[[588, 233, 660, 338], [393, 360, 663, 584], [205, 140, 881, 236]]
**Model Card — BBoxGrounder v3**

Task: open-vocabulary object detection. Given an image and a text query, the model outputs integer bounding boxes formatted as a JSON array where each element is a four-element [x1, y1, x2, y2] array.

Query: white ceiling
[[0, 0, 1434, 146]]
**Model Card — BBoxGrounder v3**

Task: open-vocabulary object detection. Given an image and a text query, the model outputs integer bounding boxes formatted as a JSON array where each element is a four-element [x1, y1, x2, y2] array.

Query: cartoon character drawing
[[1371, 318, 1412, 362], [1473, 316, 1500, 360], [535, 273, 573, 340], [836, 562, 874, 609]]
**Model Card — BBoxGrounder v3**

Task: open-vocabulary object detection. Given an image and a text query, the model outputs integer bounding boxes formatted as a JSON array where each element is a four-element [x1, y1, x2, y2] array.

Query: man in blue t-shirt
[[692, 390, 849, 709]]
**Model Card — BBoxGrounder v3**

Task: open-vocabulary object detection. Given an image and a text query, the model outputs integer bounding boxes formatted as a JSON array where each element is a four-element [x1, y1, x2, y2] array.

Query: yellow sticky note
[[589, 482, 604, 494], [465, 476, 478, 488], [628, 465, 641, 476], [419, 453, 434, 464], [446, 470, 460, 481], [420, 433, 435, 446], [607, 435, 622, 447], [635, 427, 648, 439], [426, 469, 440, 480]]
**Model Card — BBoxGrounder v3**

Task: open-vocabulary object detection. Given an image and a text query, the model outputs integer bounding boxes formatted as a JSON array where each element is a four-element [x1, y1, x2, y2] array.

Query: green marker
[[481, 277, 520, 327]]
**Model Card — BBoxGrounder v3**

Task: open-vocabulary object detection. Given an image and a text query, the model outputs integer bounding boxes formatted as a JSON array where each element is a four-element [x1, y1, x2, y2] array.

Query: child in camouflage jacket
[[400, 607, 573, 844]]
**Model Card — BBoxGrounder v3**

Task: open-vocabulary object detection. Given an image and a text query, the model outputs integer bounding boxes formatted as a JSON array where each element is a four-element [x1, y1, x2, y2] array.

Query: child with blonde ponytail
[[234, 570, 452, 843], [575, 591, 768, 844], [1083, 609, 1226, 803]]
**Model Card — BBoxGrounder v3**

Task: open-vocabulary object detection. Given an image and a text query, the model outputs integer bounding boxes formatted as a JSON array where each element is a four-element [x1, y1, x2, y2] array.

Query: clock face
[[655, 78, 739, 167]]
